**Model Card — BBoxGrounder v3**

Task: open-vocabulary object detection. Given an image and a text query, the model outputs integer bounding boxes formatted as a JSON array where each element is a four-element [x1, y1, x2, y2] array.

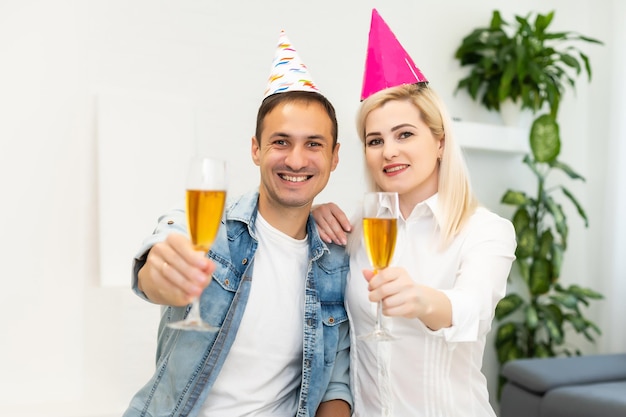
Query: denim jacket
[[124, 190, 352, 417]]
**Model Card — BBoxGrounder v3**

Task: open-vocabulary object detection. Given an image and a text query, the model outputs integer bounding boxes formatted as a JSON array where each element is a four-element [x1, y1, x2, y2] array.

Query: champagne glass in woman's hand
[[359, 192, 399, 342], [168, 156, 227, 332]]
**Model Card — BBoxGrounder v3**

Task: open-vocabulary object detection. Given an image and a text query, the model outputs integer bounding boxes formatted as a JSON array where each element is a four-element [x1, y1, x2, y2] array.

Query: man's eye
[[273, 139, 287, 146]]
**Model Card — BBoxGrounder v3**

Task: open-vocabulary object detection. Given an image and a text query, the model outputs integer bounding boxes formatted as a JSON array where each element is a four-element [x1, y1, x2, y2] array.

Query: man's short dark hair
[[255, 91, 339, 147]]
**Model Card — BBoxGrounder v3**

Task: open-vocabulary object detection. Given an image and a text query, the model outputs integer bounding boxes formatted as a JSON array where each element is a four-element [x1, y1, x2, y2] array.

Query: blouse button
[[167, 219, 174, 225]]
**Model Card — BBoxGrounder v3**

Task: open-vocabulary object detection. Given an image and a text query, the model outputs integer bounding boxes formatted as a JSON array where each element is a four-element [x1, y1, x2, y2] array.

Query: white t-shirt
[[200, 213, 309, 416], [347, 194, 516, 417]]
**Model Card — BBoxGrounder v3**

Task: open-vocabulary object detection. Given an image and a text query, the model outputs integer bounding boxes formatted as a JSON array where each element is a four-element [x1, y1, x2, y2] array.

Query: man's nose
[[285, 144, 308, 170]]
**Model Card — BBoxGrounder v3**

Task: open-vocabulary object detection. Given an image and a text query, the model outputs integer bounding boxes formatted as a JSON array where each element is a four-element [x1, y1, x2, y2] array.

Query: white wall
[[595, 0, 626, 353], [0, 0, 619, 415]]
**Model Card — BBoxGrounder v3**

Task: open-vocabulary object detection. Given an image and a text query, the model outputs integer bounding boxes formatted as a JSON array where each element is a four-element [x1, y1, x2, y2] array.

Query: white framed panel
[[96, 89, 194, 287]]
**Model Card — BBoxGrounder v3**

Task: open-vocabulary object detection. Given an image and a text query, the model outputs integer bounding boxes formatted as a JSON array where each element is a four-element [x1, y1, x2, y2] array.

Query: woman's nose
[[382, 140, 398, 160]]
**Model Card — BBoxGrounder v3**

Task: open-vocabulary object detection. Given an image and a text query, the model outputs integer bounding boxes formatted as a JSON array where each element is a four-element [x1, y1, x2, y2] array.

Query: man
[[123, 30, 351, 417]]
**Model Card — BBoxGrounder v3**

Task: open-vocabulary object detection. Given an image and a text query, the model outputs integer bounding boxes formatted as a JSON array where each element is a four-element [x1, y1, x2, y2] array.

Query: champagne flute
[[359, 191, 399, 341], [168, 156, 227, 332]]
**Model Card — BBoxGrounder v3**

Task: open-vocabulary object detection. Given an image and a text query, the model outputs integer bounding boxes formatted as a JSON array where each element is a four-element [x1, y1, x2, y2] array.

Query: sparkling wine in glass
[[359, 191, 399, 342], [168, 156, 227, 332]]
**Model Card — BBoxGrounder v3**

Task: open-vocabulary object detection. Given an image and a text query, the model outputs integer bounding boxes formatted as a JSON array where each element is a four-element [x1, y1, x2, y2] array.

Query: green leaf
[[560, 186, 589, 227], [565, 314, 588, 332], [512, 207, 531, 231], [496, 293, 525, 319], [543, 303, 564, 326], [501, 190, 529, 206], [544, 195, 568, 244], [587, 320, 602, 335], [525, 304, 539, 329], [567, 284, 604, 300], [544, 317, 564, 344], [515, 227, 536, 259], [497, 340, 524, 364], [550, 293, 578, 309], [498, 61, 516, 102], [576, 35, 603, 45], [516, 259, 531, 284], [490, 10, 504, 30], [534, 343, 553, 358], [580, 52, 592, 81], [530, 115, 561, 162], [551, 244, 564, 280], [495, 322, 518, 348], [559, 52, 582, 73], [529, 259, 551, 295], [534, 12, 552, 34], [544, 32, 571, 41], [550, 160, 586, 181], [538, 230, 554, 258]]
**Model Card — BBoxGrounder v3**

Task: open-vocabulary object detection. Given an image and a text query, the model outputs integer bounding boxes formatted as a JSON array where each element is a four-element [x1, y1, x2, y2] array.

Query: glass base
[[358, 328, 396, 342], [167, 318, 219, 332]]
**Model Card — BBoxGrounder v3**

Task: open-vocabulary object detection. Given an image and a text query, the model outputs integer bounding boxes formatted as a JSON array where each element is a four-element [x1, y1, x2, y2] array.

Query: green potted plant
[[453, 9, 605, 397], [453, 10, 602, 118], [494, 114, 604, 394]]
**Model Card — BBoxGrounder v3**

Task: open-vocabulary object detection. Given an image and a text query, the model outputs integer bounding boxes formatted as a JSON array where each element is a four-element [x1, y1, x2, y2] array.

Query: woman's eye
[[367, 138, 383, 147], [399, 131, 414, 139]]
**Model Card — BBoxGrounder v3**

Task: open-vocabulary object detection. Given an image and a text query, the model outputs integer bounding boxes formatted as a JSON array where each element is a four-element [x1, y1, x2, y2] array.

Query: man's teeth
[[385, 165, 406, 173], [281, 174, 309, 182]]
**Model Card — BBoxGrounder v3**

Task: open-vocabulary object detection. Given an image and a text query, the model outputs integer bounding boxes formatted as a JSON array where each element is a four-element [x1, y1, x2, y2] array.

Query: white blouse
[[346, 194, 516, 417]]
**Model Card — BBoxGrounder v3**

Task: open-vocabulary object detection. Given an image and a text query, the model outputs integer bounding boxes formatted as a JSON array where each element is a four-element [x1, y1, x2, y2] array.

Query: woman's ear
[[438, 137, 445, 160]]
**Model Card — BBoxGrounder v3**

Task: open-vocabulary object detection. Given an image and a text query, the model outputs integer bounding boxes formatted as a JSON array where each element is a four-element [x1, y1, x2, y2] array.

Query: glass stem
[[375, 301, 384, 332], [186, 298, 202, 322]]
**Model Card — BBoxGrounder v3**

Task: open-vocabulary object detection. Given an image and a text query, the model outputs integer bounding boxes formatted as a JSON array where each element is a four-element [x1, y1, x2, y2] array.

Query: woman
[[315, 80, 516, 417]]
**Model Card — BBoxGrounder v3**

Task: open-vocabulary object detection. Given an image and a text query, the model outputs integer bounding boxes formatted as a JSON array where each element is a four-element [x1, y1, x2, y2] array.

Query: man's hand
[[138, 233, 214, 306], [315, 399, 351, 417]]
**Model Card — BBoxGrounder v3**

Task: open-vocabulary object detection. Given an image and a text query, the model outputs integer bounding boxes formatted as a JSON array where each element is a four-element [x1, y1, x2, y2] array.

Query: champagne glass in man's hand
[[168, 156, 227, 332]]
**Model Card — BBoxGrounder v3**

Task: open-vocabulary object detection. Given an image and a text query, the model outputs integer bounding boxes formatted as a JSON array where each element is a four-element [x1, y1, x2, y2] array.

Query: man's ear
[[331, 143, 340, 172], [251, 136, 260, 166]]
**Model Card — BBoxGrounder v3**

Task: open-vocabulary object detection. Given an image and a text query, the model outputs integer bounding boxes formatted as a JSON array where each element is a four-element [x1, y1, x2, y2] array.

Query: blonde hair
[[355, 83, 479, 247]]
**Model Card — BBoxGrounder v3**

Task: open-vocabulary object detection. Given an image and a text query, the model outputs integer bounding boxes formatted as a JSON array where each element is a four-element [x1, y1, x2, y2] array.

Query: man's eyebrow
[[269, 132, 329, 141], [306, 134, 329, 141]]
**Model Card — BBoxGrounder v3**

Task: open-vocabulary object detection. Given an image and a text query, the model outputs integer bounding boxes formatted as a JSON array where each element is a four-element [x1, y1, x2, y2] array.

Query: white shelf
[[453, 120, 529, 154]]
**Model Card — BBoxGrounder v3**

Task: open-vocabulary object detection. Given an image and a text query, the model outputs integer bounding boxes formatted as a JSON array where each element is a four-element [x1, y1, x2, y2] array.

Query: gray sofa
[[499, 353, 626, 417]]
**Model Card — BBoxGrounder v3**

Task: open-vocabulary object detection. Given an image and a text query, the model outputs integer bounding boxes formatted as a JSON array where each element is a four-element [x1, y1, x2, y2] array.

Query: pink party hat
[[361, 9, 428, 100], [263, 30, 320, 98]]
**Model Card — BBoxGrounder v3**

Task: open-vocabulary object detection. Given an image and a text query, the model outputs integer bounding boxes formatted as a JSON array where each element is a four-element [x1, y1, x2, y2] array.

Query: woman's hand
[[312, 203, 352, 245], [363, 267, 452, 330]]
